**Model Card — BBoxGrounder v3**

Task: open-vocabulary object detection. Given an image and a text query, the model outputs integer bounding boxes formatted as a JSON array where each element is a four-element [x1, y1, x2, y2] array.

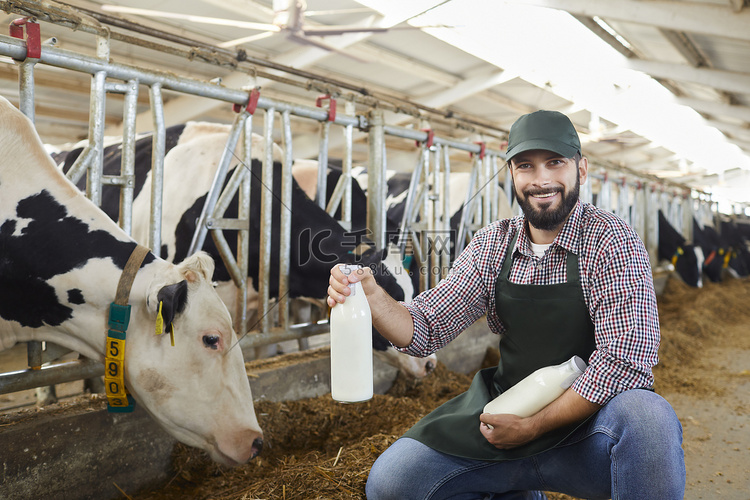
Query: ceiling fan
[[101, 0, 440, 54]]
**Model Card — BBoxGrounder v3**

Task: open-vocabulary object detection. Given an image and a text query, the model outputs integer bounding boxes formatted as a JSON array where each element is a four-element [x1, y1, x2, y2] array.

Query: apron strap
[[566, 249, 580, 282], [499, 227, 580, 283], [499, 230, 520, 280]]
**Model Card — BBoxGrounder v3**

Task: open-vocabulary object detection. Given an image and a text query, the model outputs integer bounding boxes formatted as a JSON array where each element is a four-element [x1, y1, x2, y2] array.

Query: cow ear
[[177, 251, 215, 283], [156, 280, 188, 333]]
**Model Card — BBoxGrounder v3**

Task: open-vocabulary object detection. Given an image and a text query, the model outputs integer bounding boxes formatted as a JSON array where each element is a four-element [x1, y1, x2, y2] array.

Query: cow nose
[[251, 437, 264, 460]]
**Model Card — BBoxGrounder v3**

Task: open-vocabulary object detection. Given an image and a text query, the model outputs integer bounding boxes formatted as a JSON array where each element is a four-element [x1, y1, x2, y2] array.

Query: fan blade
[[305, 8, 374, 16], [100, 5, 280, 32], [302, 25, 391, 37], [287, 33, 369, 63], [302, 24, 453, 37], [218, 32, 277, 48]]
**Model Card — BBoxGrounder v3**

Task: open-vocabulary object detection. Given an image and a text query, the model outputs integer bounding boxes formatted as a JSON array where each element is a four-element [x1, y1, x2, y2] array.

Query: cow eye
[[202, 334, 220, 350]]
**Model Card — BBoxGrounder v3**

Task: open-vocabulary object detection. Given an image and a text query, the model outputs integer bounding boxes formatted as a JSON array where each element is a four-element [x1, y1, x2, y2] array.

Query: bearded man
[[328, 110, 685, 500]]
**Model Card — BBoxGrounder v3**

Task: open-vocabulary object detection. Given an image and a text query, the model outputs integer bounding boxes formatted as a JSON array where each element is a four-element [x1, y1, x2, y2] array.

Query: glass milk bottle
[[330, 264, 374, 403], [484, 355, 587, 418]]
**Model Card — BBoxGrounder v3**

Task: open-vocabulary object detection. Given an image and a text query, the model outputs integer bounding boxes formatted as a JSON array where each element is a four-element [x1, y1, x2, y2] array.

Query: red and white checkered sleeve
[[572, 230, 660, 405], [397, 230, 494, 357]]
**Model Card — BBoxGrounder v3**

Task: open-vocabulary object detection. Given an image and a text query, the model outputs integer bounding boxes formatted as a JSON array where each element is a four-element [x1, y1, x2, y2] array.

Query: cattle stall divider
[[0, 8, 724, 398]]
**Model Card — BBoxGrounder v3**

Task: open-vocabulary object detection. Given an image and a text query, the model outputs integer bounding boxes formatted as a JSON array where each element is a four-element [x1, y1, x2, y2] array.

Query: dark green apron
[[403, 229, 596, 461]]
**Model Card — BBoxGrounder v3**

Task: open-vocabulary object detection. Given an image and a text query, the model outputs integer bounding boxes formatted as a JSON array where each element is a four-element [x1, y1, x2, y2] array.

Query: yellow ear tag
[[155, 301, 164, 336], [169, 324, 175, 347]]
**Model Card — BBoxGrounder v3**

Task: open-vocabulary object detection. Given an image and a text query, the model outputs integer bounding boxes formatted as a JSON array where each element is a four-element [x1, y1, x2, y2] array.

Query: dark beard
[[514, 172, 580, 231]]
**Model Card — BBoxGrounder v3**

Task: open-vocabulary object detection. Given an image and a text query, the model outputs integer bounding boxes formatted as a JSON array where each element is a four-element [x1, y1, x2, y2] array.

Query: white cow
[[0, 97, 262, 466]]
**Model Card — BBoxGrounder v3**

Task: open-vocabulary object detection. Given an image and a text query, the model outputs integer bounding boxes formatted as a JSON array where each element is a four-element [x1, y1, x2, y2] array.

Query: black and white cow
[[121, 124, 435, 378], [0, 97, 263, 466], [293, 161, 514, 372], [289, 160, 441, 376], [692, 218, 730, 283], [719, 219, 750, 278], [736, 220, 750, 241], [658, 211, 702, 287]]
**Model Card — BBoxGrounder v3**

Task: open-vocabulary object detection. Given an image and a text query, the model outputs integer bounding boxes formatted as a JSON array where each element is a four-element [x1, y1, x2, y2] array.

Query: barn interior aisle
[[116, 275, 749, 500]]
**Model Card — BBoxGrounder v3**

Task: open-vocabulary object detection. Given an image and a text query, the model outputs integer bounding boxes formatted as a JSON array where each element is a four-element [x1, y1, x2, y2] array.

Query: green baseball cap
[[506, 110, 581, 161]]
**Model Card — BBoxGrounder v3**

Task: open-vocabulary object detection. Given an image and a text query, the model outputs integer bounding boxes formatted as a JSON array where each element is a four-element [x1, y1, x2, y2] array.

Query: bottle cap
[[569, 355, 587, 374]]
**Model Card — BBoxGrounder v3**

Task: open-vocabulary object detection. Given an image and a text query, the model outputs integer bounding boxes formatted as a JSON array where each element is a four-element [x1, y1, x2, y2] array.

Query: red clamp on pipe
[[10, 18, 41, 59], [471, 141, 486, 159], [315, 94, 337, 122], [233, 88, 260, 114], [416, 128, 434, 148]]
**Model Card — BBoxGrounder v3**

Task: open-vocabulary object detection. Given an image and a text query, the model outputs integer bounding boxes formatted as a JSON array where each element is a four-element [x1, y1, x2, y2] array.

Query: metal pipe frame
[[398, 149, 426, 260], [15, 53, 45, 379], [258, 108, 276, 335], [17, 58, 35, 121], [321, 118, 355, 229], [419, 145, 431, 293], [148, 83, 166, 254], [210, 158, 252, 285], [187, 112, 246, 255], [441, 146, 451, 280], [117, 79, 139, 236], [428, 145, 442, 289], [0, 35, 360, 128], [317, 120, 330, 210], [456, 158, 479, 260], [367, 109, 387, 251], [342, 116, 354, 231], [236, 115, 254, 338], [279, 110, 294, 331], [0, 359, 104, 395], [85, 69, 106, 207]]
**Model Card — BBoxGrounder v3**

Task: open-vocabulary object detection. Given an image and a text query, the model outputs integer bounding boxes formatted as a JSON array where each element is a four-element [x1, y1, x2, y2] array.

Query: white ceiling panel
[[0, 0, 748, 209]]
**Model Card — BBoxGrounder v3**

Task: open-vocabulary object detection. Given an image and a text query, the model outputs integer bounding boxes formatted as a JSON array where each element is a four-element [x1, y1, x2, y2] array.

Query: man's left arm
[[479, 388, 600, 448], [573, 231, 660, 406]]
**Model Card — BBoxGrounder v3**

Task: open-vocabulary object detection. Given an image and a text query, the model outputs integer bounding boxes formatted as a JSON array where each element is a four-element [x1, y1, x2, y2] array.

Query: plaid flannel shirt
[[401, 200, 660, 406]]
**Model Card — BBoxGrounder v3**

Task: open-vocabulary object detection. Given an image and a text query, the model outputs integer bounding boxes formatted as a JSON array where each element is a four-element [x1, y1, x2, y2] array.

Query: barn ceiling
[[1, 0, 750, 210]]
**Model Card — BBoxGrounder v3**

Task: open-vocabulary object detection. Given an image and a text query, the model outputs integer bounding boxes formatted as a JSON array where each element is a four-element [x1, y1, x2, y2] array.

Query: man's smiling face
[[510, 149, 587, 232]]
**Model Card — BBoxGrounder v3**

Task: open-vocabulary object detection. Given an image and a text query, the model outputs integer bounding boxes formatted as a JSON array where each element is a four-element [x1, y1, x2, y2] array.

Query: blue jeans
[[366, 389, 685, 499]]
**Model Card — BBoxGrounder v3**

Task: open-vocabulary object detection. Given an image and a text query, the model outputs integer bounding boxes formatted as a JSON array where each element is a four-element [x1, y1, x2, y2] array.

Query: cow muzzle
[[215, 430, 264, 466]]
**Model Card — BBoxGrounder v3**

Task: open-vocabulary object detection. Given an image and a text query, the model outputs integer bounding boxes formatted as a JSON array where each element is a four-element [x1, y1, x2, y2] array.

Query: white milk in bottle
[[484, 355, 587, 418], [330, 264, 374, 403]]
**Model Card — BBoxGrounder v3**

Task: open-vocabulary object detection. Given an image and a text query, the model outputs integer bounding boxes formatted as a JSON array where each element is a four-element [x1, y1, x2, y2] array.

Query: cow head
[[720, 220, 750, 278], [658, 211, 702, 287], [692, 219, 725, 283], [127, 252, 263, 466]]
